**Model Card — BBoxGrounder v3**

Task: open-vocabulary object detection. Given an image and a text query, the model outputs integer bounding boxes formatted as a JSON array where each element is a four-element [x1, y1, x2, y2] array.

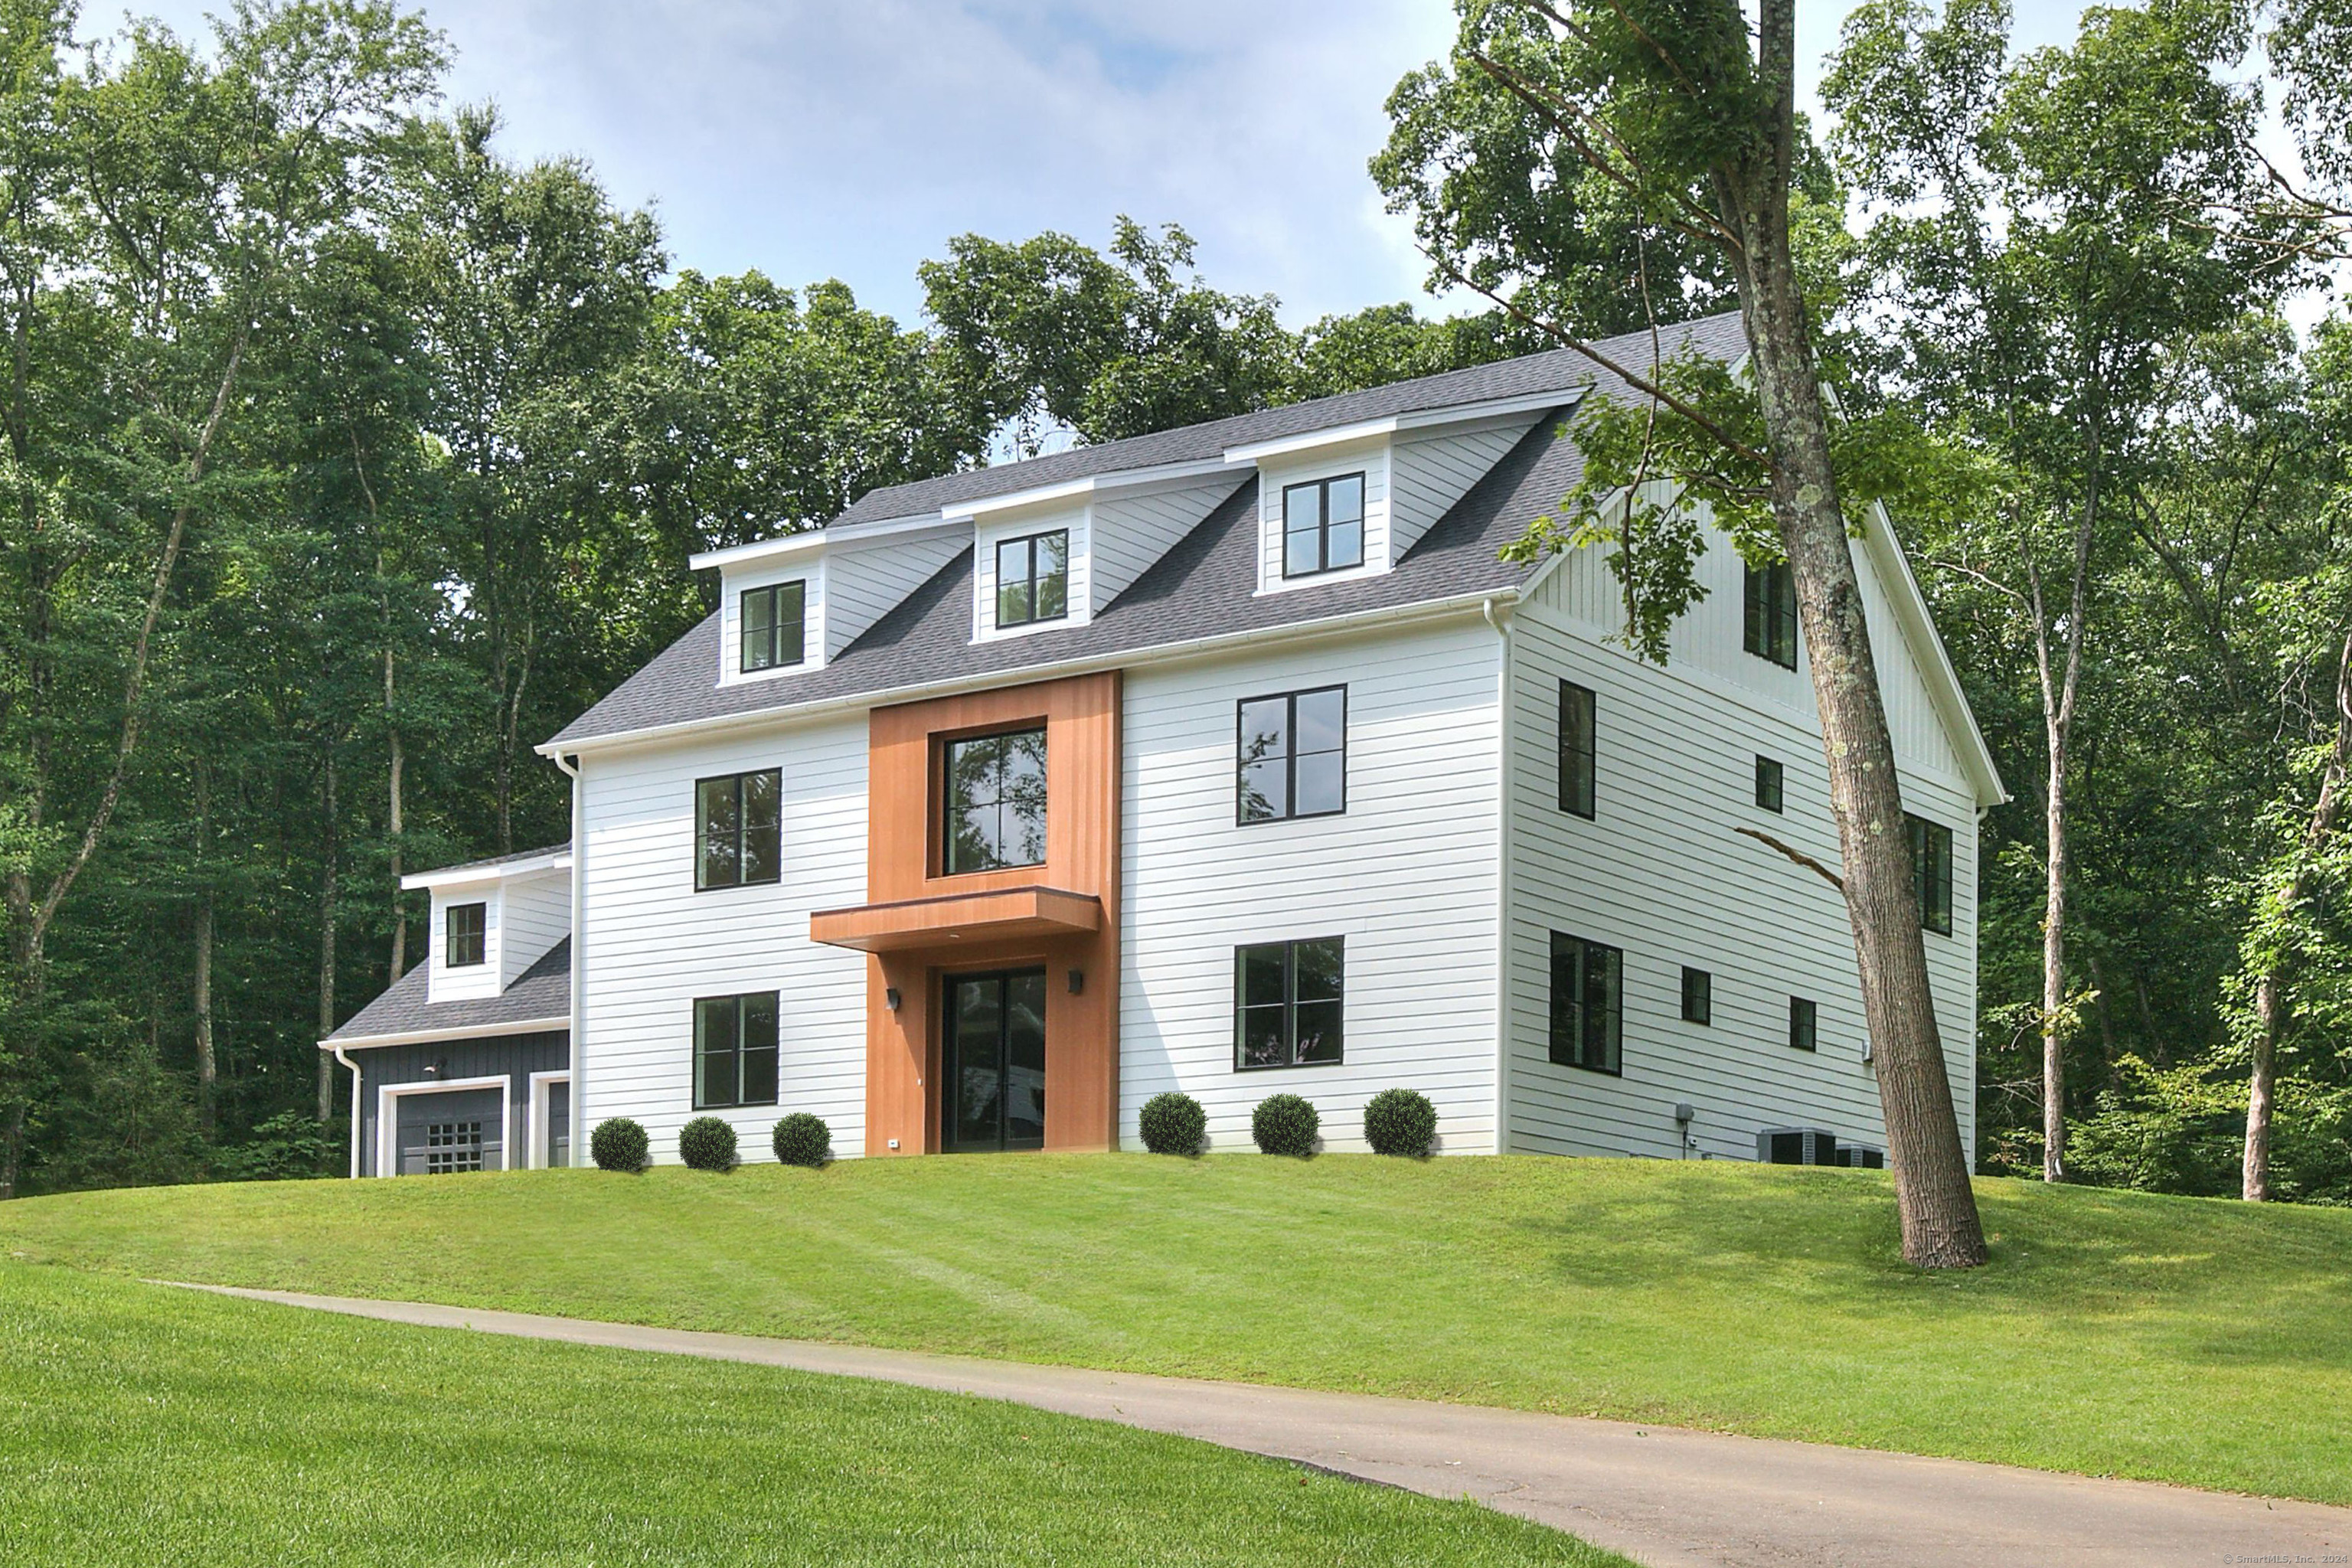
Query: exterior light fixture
[[1067, 969, 1084, 995], [885, 987, 902, 1011]]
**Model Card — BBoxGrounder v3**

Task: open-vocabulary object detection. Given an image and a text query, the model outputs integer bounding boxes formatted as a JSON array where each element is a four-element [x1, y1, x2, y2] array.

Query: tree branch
[[1736, 826, 1845, 893]]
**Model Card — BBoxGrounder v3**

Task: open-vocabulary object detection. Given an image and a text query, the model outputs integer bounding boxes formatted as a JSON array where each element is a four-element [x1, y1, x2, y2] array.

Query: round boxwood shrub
[[771, 1112, 832, 1168], [1363, 1086, 1438, 1157], [678, 1116, 737, 1171], [1138, 1091, 1207, 1155], [1251, 1093, 1320, 1158], [589, 1116, 648, 1172]]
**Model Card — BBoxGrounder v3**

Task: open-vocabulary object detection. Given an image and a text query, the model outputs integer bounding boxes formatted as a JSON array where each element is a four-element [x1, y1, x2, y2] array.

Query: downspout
[[1483, 593, 1514, 1155], [552, 750, 583, 1160], [331, 1044, 362, 1178]]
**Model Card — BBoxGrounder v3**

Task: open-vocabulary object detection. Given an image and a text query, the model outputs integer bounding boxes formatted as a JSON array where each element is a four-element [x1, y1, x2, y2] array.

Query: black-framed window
[[1559, 680, 1596, 818], [1744, 560, 1798, 669], [740, 581, 806, 673], [1681, 966, 1712, 1025], [445, 901, 485, 968], [995, 531, 1069, 629], [1282, 472, 1365, 577], [1235, 937, 1344, 1069], [1789, 996, 1818, 1053], [1548, 933, 1622, 1073], [1908, 812, 1955, 936], [1755, 756, 1784, 813], [1237, 686, 1347, 824], [694, 991, 779, 1109], [944, 727, 1047, 874], [697, 769, 782, 890]]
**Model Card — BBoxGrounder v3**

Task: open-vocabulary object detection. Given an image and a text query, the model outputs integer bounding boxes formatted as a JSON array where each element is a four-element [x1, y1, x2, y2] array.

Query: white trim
[[322, 1015, 568, 1053], [526, 1070, 572, 1170], [688, 512, 965, 572], [540, 587, 1521, 761], [332, 1044, 361, 1180], [1223, 390, 1583, 466], [375, 1073, 512, 1179], [1483, 593, 1515, 1154], [401, 851, 570, 892], [946, 456, 1243, 520]]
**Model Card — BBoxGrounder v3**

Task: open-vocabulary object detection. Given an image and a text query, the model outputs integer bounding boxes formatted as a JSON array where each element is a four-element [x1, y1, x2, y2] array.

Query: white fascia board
[[537, 586, 1524, 762], [320, 1015, 569, 1051], [947, 457, 1243, 521], [1223, 390, 1581, 466], [401, 851, 571, 892], [689, 513, 962, 573]]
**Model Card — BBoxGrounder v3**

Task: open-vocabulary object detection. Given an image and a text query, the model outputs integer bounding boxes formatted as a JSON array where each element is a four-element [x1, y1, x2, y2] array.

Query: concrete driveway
[[173, 1282, 2348, 1568]]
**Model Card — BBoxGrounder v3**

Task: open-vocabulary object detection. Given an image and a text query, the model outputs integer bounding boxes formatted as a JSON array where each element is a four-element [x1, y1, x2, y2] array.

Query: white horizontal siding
[[426, 885, 500, 1004], [1120, 617, 1502, 1154], [499, 872, 570, 989], [826, 531, 967, 659], [716, 558, 825, 685], [1505, 555, 1978, 1162], [1091, 480, 1235, 610], [1389, 419, 1537, 559], [1254, 440, 1390, 593], [577, 716, 871, 1163]]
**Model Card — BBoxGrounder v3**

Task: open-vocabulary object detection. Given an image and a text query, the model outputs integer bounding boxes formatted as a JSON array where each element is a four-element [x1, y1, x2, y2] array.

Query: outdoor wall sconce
[[885, 987, 902, 1011], [1067, 969, 1084, 995]]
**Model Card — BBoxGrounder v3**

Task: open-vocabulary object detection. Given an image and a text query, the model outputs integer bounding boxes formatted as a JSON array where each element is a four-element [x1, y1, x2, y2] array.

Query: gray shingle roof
[[549, 311, 1751, 749], [324, 938, 570, 1047]]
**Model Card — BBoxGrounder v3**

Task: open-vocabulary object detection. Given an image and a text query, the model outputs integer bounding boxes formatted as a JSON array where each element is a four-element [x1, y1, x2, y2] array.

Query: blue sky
[[122, 1, 2081, 328]]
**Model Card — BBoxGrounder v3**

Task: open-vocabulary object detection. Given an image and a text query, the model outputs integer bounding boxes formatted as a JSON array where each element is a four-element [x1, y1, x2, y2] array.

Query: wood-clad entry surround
[[808, 672, 1121, 1155]]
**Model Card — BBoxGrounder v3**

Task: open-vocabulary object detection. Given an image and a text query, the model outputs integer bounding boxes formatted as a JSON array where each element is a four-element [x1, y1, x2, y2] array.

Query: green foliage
[[589, 1117, 648, 1174], [1136, 1091, 1206, 1156], [676, 1116, 736, 1172], [1361, 1087, 1438, 1158], [769, 1112, 831, 1168], [1250, 1093, 1318, 1158], [209, 1111, 338, 1183]]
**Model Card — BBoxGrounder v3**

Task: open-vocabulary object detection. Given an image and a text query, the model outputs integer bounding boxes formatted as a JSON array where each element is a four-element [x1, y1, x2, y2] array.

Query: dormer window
[[1282, 474, 1364, 578], [740, 581, 806, 672], [446, 902, 486, 968], [995, 531, 1068, 629]]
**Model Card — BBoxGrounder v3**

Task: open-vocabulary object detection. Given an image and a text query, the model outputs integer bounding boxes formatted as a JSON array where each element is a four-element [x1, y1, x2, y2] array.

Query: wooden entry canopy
[[811, 671, 1121, 1155]]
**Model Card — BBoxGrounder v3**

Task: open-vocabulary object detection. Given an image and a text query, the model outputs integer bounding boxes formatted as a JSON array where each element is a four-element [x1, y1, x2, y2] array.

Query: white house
[[321, 310, 2004, 1175]]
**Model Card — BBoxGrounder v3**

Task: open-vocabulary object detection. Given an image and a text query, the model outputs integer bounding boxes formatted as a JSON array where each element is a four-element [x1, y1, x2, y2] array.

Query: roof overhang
[[318, 1015, 569, 1051], [401, 851, 572, 892], [946, 457, 1247, 521], [689, 512, 968, 574], [807, 885, 1104, 954], [1222, 389, 1579, 466]]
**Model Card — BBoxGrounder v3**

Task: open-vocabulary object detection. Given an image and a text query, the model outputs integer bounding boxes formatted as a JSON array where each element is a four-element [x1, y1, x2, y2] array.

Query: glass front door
[[943, 969, 1047, 1152]]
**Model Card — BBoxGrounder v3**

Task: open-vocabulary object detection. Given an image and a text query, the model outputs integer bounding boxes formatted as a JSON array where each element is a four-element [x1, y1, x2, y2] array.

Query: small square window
[[1754, 756, 1784, 813], [740, 581, 807, 673], [1281, 474, 1366, 577], [445, 902, 485, 968], [1681, 967, 1712, 1025], [1788, 996, 1817, 1053], [995, 531, 1070, 629]]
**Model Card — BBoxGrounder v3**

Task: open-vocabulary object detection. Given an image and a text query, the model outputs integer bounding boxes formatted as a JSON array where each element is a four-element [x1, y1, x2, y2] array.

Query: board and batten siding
[[1504, 537, 1979, 1161], [575, 716, 871, 1162], [1119, 616, 1504, 1153]]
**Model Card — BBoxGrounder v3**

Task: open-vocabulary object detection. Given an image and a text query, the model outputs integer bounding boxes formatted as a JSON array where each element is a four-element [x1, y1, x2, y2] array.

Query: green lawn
[[0, 1262, 1620, 1566], [5, 1155, 2347, 1505]]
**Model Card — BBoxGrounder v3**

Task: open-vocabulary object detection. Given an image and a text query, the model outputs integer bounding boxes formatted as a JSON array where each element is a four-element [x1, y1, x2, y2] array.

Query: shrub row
[[1137, 1086, 1437, 1158], [587, 1113, 834, 1172]]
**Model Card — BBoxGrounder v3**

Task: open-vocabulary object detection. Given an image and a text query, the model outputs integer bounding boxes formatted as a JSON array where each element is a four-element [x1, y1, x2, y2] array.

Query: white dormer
[[403, 848, 572, 1005], [1228, 390, 1569, 595], [692, 518, 968, 682]]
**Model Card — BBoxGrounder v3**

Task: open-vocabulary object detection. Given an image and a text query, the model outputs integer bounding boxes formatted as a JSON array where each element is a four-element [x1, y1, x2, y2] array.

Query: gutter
[[318, 1015, 571, 1053], [540, 586, 1525, 763], [331, 1044, 361, 1179], [1482, 593, 1515, 1155]]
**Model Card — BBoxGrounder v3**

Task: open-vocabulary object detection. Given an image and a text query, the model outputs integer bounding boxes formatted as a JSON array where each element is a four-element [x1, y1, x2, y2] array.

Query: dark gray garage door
[[397, 1088, 505, 1174]]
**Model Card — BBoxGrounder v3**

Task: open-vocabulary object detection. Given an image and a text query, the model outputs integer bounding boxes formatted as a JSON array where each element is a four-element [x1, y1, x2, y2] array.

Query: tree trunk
[[386, 648, 406, 978], [194, 895, 215, 1135], [1720, 0, 1987, 1269], [318, 747, 338, 1124], [2031, 422, 2098, 1185], [2243, 622, 2352, 1200]]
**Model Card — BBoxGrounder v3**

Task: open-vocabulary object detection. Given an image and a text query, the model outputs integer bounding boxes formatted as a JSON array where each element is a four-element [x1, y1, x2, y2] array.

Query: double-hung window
[[1559, 681, 1596, 818], [1907, 812, 1955, 936], [697, 769, 782, 890], [1236, 686, 1346, 824], [1234, 937, 1344, 1069], [944, 727, 1047, 874], [1282, 474, 1365, 577], [445, 901, 486, 968], [1744, 560, 1798, 668], [694, 991, 779, 1109], [1549, 933, 1622, 1073], [740, 581, 806, 673], [995, 531, 1069, 629]]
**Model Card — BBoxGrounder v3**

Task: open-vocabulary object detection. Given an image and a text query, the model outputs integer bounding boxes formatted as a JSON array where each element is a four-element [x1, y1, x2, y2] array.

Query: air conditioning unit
[[1835, 1145, 1885, 1170], [1757, 1127, 1839, 1166]]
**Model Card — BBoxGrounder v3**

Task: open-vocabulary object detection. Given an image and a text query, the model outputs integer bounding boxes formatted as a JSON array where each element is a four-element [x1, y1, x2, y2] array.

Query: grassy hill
[[0, 1264, 1619, 1566], [5, 1154, 2347, 1505]]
